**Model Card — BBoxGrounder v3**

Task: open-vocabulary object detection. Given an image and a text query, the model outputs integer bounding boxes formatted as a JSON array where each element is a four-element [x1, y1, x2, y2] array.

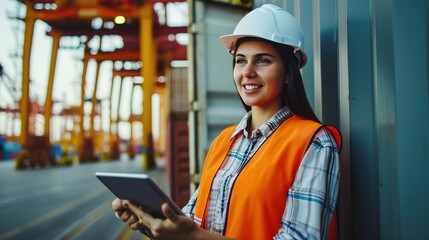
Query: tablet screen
[[95, 172, 183, 219]]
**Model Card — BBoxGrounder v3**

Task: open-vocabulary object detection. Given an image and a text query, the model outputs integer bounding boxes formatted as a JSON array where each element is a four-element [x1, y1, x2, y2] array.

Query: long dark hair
[[233, 37, 320, 123]]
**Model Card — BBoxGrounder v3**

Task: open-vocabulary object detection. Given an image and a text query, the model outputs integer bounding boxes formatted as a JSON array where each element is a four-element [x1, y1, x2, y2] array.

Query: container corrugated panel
[[167, 113, 190, 208], [166, 66, 191, 207], [169, 67, 188, 113], [188, 2, 247, 188]]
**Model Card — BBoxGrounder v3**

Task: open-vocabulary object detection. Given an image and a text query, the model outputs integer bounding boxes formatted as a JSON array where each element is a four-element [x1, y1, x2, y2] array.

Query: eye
[[235, 57, 246, 65], [258, 58, 271, 64]]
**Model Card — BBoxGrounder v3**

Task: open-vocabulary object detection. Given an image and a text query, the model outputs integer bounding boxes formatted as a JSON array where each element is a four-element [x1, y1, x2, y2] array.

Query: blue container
[[3, 141, 21, 160], [0, 136, 4, 159], [51, 144, 63, 160]]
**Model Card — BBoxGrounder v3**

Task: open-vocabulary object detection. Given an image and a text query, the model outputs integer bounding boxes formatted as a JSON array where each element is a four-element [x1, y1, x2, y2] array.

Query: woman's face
[[233, 40, 286, 112]]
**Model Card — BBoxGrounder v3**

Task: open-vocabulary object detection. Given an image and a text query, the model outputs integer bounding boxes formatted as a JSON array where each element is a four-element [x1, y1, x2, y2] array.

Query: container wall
[[390, 0, 428, 238], [189, 0, 429, 238], [188, 1, 246, 190], [165, 67, 191, 207]]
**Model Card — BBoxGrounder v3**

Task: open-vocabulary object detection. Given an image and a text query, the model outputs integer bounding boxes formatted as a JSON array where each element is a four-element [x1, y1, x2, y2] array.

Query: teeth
[[244, 85, 260, 90]]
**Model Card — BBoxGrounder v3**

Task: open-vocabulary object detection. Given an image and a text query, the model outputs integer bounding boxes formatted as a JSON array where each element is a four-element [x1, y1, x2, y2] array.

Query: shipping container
[[188, 0, 247, 191], [165, 66, 191, 207], [186, 0, 429, 239]]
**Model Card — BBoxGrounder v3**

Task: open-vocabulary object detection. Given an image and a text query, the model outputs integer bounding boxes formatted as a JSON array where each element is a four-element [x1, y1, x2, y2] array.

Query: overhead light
[[114, 16, 126, 24]]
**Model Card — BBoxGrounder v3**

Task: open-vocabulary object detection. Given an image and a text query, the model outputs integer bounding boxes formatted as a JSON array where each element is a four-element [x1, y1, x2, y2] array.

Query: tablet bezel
[[95, 172, 183, 219]]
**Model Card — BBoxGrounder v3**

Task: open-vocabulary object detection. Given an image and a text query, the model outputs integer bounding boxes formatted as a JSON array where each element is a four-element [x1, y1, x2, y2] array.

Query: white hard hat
[[219, 4, 307, 68]]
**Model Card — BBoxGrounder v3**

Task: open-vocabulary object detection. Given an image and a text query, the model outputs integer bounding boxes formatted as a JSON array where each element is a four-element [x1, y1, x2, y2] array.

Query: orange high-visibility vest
[[194, 115, 341, 239]]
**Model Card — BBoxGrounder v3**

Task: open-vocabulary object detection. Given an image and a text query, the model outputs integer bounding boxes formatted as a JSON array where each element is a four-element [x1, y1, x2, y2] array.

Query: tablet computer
[[95, 172, 184, 219]]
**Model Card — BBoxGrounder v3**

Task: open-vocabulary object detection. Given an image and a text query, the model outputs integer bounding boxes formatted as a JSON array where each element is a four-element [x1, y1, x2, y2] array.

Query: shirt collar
[[230, 106, 293, 140]]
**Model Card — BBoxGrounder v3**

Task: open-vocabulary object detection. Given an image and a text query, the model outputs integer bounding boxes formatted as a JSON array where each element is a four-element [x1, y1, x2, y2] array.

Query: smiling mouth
[[244, 85, 262, 90]]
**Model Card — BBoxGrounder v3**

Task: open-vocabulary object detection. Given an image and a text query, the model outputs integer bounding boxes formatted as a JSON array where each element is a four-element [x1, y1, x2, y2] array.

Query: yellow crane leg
[[20, 7, 35, 148], [140, 2, 156, 170], [108, 75, 124, 161], [109, 71, 115, 159], [44, 30, 61, 138], [16, 7, 35, 169], [90, 60, 101, 138], [87, 60, 101, 161], [128, 83, 136, 159], [79, 55, 89, 162], [158, 81, 167, 158], [157, 51, 170, 159], [116, 76, 124, 140]]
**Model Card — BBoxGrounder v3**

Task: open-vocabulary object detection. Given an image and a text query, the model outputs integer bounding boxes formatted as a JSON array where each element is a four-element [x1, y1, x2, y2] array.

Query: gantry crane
[[15, 0, 187, 169]]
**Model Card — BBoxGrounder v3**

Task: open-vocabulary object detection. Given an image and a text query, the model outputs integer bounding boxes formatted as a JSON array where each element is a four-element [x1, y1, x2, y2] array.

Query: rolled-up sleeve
[[181, 188, 199, 220]]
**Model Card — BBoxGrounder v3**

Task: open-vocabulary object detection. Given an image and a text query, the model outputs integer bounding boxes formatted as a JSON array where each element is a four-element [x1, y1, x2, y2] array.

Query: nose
[[242, 65, 256, 78]]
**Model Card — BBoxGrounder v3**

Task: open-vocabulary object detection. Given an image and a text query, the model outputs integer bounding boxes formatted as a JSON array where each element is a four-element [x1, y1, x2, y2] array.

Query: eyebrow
[[235, 53, 276, 58]]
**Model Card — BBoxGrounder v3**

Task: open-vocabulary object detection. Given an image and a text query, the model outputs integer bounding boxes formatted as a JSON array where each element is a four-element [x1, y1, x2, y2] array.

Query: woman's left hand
[[122, 200, 199, 240]]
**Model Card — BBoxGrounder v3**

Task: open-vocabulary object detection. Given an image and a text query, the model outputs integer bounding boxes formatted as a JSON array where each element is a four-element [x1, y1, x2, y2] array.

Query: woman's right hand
[[112, 198, 143, 230], [112, 198, 234, 240]]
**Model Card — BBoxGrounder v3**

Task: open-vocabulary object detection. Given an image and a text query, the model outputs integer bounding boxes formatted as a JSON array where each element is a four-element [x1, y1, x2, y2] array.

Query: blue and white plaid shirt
[[182, 107, 340, 239]]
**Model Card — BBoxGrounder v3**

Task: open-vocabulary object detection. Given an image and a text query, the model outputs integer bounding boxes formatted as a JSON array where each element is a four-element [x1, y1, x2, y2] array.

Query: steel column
[[20, 6, 36, 148], [44, 30, 60, 138], [80, 53, 89, 157], [140, 2, 156, 170], [90, 60, 101, 137]]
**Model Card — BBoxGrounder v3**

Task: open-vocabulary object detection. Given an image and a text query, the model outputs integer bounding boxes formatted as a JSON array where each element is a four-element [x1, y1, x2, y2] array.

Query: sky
[[0, 0, 188, 141]]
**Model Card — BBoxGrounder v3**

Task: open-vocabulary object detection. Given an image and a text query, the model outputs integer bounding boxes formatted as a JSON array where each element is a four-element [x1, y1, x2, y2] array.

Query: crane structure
[[15, 0, 187, 169]]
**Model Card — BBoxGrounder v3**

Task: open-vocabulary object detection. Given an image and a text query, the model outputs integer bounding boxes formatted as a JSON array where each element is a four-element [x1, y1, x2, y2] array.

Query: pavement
[[0, 154, 169, 240]]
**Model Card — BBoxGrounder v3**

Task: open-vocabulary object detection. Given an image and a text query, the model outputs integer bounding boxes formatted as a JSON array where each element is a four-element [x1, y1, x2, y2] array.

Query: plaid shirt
[[182, 107, 340, 239]]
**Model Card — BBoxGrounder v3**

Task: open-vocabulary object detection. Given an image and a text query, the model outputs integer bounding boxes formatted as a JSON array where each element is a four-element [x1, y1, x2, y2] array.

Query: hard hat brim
[[219, 34, 259, 55], [219, 34, 308, 68]]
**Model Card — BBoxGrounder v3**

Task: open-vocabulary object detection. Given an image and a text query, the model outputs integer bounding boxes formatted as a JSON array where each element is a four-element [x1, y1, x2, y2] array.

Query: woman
[[112, 4, 341, 239]]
